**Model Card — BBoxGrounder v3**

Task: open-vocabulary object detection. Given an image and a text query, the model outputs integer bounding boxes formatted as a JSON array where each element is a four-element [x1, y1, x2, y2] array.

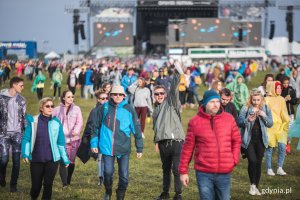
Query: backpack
[[194, 76, 202, 85]]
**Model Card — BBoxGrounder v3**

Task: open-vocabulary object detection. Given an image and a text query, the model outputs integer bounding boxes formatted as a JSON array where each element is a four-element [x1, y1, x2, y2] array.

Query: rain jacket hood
[[266, 81, 281, 97]]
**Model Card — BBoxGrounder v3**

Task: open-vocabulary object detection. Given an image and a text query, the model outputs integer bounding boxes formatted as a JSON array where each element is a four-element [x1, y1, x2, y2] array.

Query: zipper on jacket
[[112, 107, 117, 155], [210, 116, 220, 173]]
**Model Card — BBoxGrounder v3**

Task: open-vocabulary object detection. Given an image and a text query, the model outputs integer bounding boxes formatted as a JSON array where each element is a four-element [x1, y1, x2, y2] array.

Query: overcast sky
[[0, 0, 299, 53]]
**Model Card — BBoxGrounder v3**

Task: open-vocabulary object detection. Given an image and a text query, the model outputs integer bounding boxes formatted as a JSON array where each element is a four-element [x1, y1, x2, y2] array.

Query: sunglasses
[[112, 93, 124, 97], [44, 105, 54, 108], [154, 92, 165, 96], [98, 97, 109, 100]]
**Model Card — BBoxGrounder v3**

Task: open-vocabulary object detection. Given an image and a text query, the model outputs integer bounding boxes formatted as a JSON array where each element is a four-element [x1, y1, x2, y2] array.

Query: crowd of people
[[0, 56, 300, 200]]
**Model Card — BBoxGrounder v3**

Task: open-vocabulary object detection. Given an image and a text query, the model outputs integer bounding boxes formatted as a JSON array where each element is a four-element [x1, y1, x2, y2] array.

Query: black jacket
[[281, 86, 297, 115]]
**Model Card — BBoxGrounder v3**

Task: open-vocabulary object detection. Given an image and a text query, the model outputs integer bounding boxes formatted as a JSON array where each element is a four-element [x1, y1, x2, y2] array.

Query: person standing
[[21, 98, 70, 200], [0, 77, 26, 192], [179, 90, 241, 200], [78, 68, 86, 98], [52, 90, 83, 187], [90, 85, 143, 200], [265, 81, 290, 176], [153, 64, 185, 200], [31, 69, 46, 100], [238, 89, 273, 195]]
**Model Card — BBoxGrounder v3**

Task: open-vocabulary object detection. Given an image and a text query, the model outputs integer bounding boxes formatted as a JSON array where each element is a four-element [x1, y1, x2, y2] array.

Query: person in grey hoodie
[[152, 63, 185, 200], [0, 77, 26, 192]]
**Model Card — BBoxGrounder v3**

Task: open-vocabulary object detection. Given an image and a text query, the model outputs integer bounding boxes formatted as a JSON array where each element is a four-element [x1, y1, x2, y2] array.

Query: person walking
[[67, 68, 78, 95], [90, 85, 143, 200], [0, 77, 26, 192], [153, 64, 185, 200], [238, 88, 273, 195], [179, 90, 241, 200], [128, 77, 153, 138], [52, 68, 63, 99], [265, 81, 290, 176], [226, 73, 249, 112], [21, 97, 70, 200], [31, 69, 46, 100], [52, 90, 83, 187]]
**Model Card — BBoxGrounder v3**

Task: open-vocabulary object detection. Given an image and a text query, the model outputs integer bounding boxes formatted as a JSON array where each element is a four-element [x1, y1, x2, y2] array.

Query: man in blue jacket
[[90, 85, 143, 200]]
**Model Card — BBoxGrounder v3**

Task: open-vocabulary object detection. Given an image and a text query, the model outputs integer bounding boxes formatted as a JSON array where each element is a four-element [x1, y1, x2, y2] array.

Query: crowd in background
[[0, 55, 300, 200]]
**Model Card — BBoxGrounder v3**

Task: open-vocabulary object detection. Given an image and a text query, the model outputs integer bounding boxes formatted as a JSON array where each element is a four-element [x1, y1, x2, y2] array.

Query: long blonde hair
[[245, 88, 265, 109]]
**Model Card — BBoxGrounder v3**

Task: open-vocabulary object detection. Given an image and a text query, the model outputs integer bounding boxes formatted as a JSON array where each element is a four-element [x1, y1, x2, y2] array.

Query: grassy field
[[0, 70, 299, 200]]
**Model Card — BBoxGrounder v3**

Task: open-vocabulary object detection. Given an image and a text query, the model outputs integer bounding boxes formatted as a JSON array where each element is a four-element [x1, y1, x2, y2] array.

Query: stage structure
[[64, 0, 291, 56]]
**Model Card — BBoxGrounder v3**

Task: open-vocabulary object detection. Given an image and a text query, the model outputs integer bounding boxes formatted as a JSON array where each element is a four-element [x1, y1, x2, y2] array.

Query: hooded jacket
[[225, 73, 249, 112], [0, 89, 26, 136], [90, 99, 143, 156], [52, 103, 83, 143], [265, 81, 290, 147], [152, 71, 185, 143], [179, 106, 241, 174]]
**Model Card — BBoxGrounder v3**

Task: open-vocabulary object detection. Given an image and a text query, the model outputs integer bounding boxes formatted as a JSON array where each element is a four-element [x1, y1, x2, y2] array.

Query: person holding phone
[[238, 89, 273, 195], [21, 97, 70, 200]]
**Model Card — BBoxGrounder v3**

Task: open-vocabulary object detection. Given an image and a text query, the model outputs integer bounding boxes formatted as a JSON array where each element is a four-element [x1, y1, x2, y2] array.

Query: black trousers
[[37, 88, 43, 100], [53, 83, 61, 98], [68, 86, 76, 95], [30, 161, 59, 200], [246, 129, 265, 187], [80, 85, 84, 98], [158, 140, 183, 194], [59, 163, 75, 186]]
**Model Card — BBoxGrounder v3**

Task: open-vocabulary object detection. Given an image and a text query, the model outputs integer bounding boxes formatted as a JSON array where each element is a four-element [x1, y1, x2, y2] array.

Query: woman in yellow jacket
[[265, 81, 290, 176]]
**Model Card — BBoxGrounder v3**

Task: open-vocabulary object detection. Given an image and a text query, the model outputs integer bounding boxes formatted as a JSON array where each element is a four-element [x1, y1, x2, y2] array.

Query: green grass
[[0, 70, 300, 200]]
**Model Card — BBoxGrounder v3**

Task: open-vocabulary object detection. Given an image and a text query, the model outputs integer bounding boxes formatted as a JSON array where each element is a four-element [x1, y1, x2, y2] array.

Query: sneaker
[[173, 193, 182, 200], [277, 167, 287, 175], [10, 185, 17, 193], [156, 192, 170, 200], [142, 133, 145, 139], [249, 184, 256, 195], [267, 169, 275, 176], [255, 187, 261, 195]]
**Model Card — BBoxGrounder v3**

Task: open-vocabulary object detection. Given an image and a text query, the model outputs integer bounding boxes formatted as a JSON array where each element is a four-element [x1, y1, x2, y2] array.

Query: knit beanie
[[202, 90, 220, 106]]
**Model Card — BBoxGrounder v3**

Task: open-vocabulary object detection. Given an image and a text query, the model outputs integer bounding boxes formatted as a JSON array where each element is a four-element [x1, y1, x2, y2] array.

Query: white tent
[[45, 51, 60, 59]]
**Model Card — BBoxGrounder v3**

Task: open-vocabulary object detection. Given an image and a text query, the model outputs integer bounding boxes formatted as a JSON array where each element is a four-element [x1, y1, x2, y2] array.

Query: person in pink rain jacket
[[53, 90, 83, 187]]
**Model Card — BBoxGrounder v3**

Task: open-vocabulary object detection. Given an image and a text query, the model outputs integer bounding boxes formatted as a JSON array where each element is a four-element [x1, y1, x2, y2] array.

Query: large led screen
[[93, 22, 133, 47]]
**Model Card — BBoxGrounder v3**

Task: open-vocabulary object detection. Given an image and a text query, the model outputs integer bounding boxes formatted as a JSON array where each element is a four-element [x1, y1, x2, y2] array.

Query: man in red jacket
[[179, 90, 241, 200]]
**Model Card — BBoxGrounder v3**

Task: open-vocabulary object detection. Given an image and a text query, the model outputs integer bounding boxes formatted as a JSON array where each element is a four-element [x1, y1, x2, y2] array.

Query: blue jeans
[[265, 142, 286, 169], [103, 154, 129, 191], [98, 154, 104, 178], [192, 86, 201, 103], [196, 171, 231, 200]]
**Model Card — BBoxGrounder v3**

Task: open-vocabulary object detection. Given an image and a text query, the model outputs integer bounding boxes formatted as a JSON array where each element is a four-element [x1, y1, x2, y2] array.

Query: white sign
[[158, 1, 194, 6], [0, 42, 27, 49]]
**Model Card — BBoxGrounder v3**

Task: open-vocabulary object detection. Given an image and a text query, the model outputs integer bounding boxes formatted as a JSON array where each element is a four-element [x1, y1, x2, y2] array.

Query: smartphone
[[249, 111, 256, 117]]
